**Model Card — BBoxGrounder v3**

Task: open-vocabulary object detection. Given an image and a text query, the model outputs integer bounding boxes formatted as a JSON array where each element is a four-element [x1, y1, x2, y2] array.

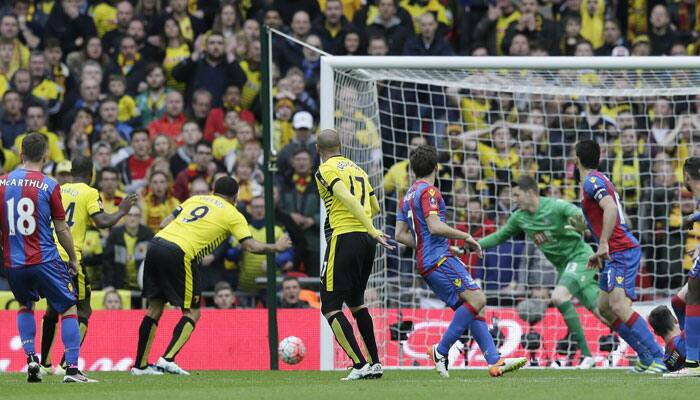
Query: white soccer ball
[[278, 336, 306, 365]]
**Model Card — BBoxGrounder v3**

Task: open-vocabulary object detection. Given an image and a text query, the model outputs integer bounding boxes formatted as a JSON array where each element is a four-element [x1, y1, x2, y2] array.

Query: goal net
[[320, 56, 700, 369]]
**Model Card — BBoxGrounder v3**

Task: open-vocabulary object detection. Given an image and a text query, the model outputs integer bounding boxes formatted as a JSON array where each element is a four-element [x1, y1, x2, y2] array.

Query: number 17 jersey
[[156, 195, 253, 262], [0, 168, 65, 268]]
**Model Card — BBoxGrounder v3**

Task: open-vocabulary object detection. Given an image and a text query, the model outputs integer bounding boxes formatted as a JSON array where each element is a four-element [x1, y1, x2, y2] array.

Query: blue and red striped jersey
[[581, 170, 639, 253], [398, 180, 449, 275], [0, 169, 65, 268]]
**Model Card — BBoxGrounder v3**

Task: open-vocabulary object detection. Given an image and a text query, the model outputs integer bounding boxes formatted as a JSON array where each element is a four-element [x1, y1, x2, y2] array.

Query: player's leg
[[552, 282, 593, 361], [673, 283, 688, 328], [157, 306, 199, 375], [133, 298, 165, 374], [683, 262, 700, 372], [58, 278, 92, 371], [39, 305, 59, 373]]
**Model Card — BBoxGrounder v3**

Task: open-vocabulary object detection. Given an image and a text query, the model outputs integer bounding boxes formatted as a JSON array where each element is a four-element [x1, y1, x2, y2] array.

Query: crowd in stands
[[0, 0, 697, 309]]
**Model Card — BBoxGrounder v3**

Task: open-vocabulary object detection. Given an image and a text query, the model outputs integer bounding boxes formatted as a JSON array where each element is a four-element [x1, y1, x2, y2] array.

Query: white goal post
[[318, 56, 700, 370]]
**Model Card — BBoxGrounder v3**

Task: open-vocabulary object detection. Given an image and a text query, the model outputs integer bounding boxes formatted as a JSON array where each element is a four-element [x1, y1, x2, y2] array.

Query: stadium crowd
[[0, 0, 697, 309]]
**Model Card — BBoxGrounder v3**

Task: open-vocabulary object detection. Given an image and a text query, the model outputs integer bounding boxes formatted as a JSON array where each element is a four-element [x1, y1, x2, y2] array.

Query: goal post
[[319, 55, 700, 370]]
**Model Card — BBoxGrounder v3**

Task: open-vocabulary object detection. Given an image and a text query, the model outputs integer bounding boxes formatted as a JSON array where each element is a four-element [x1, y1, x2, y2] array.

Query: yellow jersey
[[315, 155, 375, 239], [14, 130, 65, 163], [117, 94, 139, 122], [156, 194, 252, 262], [55, 182, 104, 264], [92, 2, 117, 37], [239, 60, 260, 110], [212, 136, 239, 161], [163, 43, 190, 92], [142, 193, 180, 233]]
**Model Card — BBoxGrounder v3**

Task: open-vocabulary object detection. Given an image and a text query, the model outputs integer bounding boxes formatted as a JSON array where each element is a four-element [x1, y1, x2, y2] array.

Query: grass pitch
[[2, 370, 699, 400]]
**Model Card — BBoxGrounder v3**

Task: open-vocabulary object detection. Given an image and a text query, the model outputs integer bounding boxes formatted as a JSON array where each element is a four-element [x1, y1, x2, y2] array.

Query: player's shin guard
[[470, 316, 500, 365], [135, 316, 158, 369], [613, 318, 652, 365], [672, 295, 686, 328], [59, 317, 89, 368], [17, 309, 36, 356], [352, 308, 379, 364], [327, 313, 367, 368], [558, 301, 592, 357], [40, 312, 58, 366], [437, 303, 476, 357], [60, 315, 81, 369], [163, 317, 195, 362], [685, 305, 700, 362], [626, 312, 664, 362]]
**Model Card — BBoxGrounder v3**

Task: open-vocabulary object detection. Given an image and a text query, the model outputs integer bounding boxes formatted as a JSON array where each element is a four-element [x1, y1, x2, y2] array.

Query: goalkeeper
[[477, 176, 608, 368]]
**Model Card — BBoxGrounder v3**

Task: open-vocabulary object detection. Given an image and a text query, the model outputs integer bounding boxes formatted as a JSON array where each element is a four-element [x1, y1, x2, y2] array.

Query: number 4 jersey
[[54, 182, 104, 264], [581, 170, 639, 253], [0, 168, 66, 268], [156, 194, 253, 263]]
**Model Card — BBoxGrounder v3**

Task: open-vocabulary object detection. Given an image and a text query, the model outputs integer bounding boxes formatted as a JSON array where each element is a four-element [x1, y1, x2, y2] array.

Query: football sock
[[613, 318, 652, 365], [469, 316, 500, 365], [352, 308, 379, 365], [17, 309, 36, 356], [558, 301, 592, 357], [60, 315, 81, 368], [685, 305, 700, 362], [328, 313, 366, 368], [135, 316, 158, 369], [626, 312, 664, 362], [59, 317, 88, 368], [672, 295, 686, 328], [164, 316, 196, 362], [437, 302, 476, 357], [40, 312, 58, 366]]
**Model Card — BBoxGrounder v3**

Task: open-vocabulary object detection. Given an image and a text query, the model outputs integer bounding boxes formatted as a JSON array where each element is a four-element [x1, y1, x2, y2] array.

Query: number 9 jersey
[[156, 194, 253, 263], [0, 168, 65, 268]]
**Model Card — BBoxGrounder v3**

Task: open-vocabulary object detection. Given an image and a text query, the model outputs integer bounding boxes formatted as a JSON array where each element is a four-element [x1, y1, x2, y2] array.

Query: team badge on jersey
[[453, 278, 462, 288], [67, 281, 74, 292], [616, 276, 624, 284]]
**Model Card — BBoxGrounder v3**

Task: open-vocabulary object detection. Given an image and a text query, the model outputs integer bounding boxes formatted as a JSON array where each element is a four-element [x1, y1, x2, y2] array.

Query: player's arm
[[160, 205, 183, 229], [240, 236, 292, 254], [588, 194, 618, 269], [557, 199, 587, 233], [370, 191, 381, 217], [91, 194, 138, 228], [54, 219, 78, 273], [426, 215, 482, 256], [395, 220, 415, 248], [478, 215, 521, 249], [333, 181, 394, 250]]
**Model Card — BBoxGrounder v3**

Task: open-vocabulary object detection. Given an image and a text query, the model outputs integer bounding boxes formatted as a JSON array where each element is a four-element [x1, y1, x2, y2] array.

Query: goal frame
[[317, 56, 700, 371]]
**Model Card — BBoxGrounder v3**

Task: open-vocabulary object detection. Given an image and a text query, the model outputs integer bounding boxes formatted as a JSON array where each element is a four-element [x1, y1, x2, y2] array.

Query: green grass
[[2, 370, 700, 400]]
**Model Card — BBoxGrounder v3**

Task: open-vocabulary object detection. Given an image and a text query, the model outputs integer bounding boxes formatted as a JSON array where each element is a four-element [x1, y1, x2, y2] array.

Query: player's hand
[[274, 235, 292, 252], [587, 242, 610, 270], [119, 194, 139, 214], [565, 214, 587, 233], [373, 231, 396, 251], [449, 245, 465, 255], [67, 260, 79, 277], [462, 236, 483, 258]]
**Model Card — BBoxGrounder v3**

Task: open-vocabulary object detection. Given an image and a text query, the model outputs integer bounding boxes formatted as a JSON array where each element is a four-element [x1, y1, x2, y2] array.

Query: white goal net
[[320, 57, 700, 369]]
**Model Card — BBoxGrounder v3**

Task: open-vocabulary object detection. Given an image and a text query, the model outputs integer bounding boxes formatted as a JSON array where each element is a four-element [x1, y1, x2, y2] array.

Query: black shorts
[[142, 237, 201, 309], [320, 232, 376, 313]]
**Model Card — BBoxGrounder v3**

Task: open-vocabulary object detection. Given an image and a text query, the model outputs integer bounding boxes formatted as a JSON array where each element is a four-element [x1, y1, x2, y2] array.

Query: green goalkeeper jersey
[[478, 197, 594, 273]]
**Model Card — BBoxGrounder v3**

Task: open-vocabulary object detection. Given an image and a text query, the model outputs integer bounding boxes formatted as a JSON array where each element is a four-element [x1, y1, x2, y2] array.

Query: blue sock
[[17, 310, 36, 356], [672, 295, 686, 329], [469, 317, 500, 364], [614, 318, 652, 365], [685, 305, 700, 362], [61, 316, 81, 368], [437, 303, 476, 357], [627, 312, 664, 363]]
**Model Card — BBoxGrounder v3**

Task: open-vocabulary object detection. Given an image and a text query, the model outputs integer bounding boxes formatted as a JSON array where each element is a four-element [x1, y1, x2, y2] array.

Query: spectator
[[278, 111, 318, 180], [648, 4, 679, 55], [0, 38, 16, 84], [190, 177, 211, 196], [454, 198, 496, 276], [147, 90, 187, 144], [595, 18, 627, 56], [92, 141, 112, 172], [97, 98, 133, 141], [98, 166, 126, 215], [44, 0, 98, 55], [102, 204, 154, 290], [152, 133, 176, 159], [28, 52, 63, 115], [212, 3, 240, 50], [275, 0, 320, 26], [367, 35, 390, 56], [53, 160, 72, 185], [188, 89, 212, 130], [402, 12, 454, 56], [580, 0, 605, 49], [61, 76, 101, 134], [212, 113, 242, 162], [204, 83, 255, 140], [103, 289, 123, 310], [232, 155, 263, 207], [102, 0, 135, 56], [117, 129, 153, 192], [148, 0, 207, 45], [135, 0, 162, 36], [286, 68, 318, 117], [338, 27, 366, 55], [212, 281, 237, 309], [365, 0, 411, 55], [100, 122, 130, 164], [0, 90, 25, 148], [611, 128, 650, 218], [234, 195, 294, 299], [279, 148, 320, 276], [105, 35, 147, 96], [108, 74, 139, 124], [559, 15, 585, 56], [278, 277, 310, 308], [472, 0, 521, 56], [170, 121, 203, 177], [274, 11, 311, 74], [135, 64, 170, 127], [161, 16, 190, 92], [142, 170, 180, 233], [172, 31, 246, 108], [503, 0, 558, 55], [14, 104, 64, 164], [12, 68, 41, 107], [66, 36, 112, 79], [0, 14, 29, 72], [239, 40, 262, 111], [312, 0, 353, 54], [9, 0, 43, 49], [173, 139, 214, 201]]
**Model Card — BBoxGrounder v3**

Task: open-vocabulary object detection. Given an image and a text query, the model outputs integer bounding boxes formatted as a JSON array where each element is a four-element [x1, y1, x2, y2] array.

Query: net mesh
[[329, 65, 700, 369]]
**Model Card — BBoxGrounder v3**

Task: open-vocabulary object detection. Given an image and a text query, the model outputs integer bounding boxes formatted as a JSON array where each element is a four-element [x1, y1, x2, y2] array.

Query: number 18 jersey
[[0, 168, 65, 268], [156, 195, 252, 262]]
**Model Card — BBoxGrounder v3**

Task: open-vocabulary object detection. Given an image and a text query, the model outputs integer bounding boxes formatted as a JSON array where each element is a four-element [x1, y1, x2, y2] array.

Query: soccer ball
[[278, 336, 306, 365]]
